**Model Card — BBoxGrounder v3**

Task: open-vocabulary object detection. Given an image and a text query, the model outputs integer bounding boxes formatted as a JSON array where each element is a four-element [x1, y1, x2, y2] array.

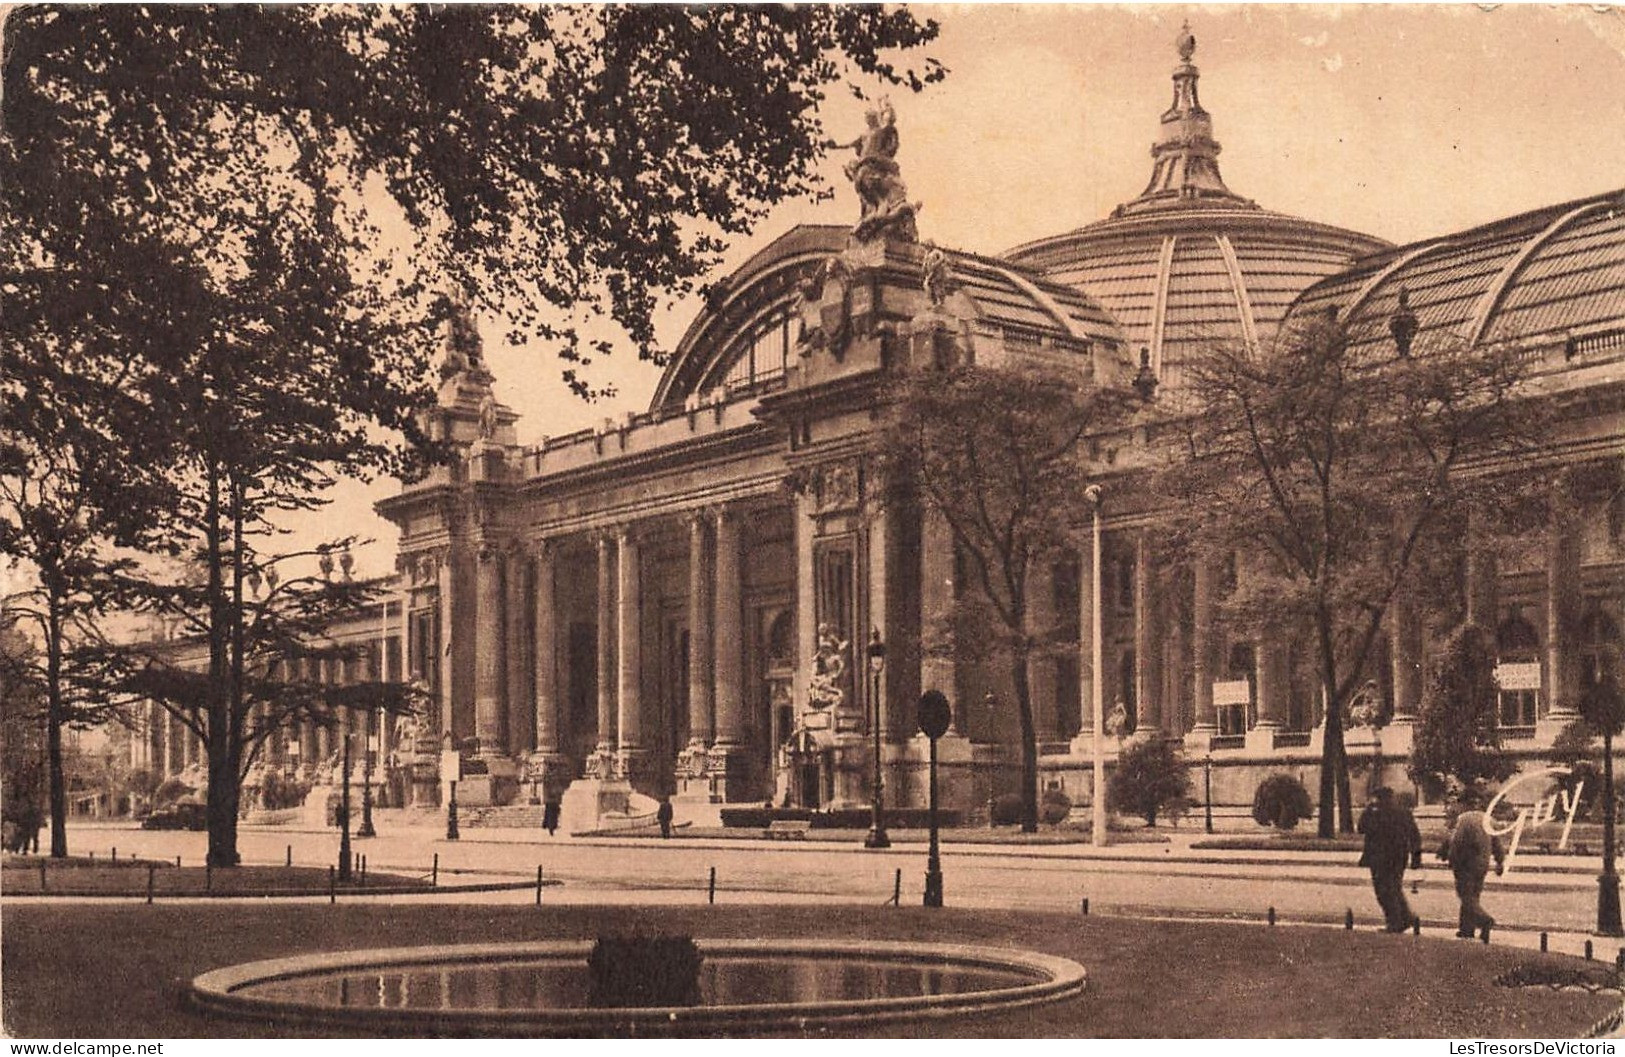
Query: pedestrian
[[1441, 793, 1505, 938], [1357, 786, 1423, 932], [543, 800, 560, 837], [656, 797, 674, 840]]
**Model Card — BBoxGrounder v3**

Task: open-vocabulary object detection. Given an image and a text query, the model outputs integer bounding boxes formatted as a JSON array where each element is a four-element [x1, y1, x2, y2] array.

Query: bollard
[[112, 847, 117, 863], [1344, 908, 1354, 931], [205, 862, 212, 892], [360, 855, 367, 889], [536, 865, 544, 906], [176, 855, 181, 868], [1585, 939, 1594, 961], [287, 845, 293, 868], [39, 861, 46, 892], [893, 869, 902, 907], [88, 851, 94, 861], [146, 864, 155, 905], [708, 866, 717, 905], [1481, 925, 1491, 945], [432, 853, 439, 887], [1412, 916, 1421, 937], [329, 865, 336, 905], [1081, 897, 1090, 916], [1541, 932, 1548, 953], [1267, 906, 1276, 927]]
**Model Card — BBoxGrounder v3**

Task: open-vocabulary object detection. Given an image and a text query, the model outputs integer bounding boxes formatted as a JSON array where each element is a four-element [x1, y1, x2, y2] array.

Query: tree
[[1407, 626, 1518, 803], [1163, 315, 1546, 836], [3, 3, 945, 866], [1107, 737, 1193, 827], [0, 620, 48, 850], [882, 362, 1132, 832]]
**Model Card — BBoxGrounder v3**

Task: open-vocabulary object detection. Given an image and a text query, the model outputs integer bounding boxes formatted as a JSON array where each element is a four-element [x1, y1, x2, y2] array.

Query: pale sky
[[323, 4, 1625, 576]]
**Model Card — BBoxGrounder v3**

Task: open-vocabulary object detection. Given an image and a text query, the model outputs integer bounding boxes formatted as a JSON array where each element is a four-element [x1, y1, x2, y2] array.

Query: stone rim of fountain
[[188, 938, 1088, 1035]]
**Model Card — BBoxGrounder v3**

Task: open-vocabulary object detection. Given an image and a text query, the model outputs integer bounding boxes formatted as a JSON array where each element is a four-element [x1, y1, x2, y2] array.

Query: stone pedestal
[[522, 751, 574, 805], [706, 745, 754, 803], [559, 776, 633, 835], [457, 755, 519, 807], [1244, 723, 1281, 754]]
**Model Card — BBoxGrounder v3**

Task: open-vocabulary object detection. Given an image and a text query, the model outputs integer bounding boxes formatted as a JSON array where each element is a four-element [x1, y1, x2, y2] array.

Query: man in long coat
[[1443, 803, 1505, 937], [1358, 786, 1423, 932]]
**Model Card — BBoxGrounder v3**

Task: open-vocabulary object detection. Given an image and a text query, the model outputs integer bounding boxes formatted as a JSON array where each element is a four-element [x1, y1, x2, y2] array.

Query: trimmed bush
[[1040, 787, 1072, 825], [1252, 773, 1314, 831], [1107, 737, 1193, 826], [990, 793, 1024, 826]]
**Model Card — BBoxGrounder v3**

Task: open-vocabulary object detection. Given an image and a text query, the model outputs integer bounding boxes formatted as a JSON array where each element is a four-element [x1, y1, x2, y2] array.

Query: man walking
[[1358, 786, 1423, 932], [1442, 797, 1505, 938], [656, 797, 674, 839]]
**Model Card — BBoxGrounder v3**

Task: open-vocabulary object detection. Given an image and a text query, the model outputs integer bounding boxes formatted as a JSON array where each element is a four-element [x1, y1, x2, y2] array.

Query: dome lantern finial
[[1115, 20, 1254, 217], [1177, 20, 1196, 62]]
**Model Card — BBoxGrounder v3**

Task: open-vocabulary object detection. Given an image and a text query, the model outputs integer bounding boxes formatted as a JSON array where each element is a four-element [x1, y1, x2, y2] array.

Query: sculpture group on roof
[[828, 98, 919, 244]]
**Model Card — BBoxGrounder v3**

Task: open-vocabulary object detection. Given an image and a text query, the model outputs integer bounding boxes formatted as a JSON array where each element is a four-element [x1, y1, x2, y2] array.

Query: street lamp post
[[1085, 484, 1106, 848], [338, 733, 353, 881], [985, 692, 998, 828], [358, 706, 377, 838], [864, 630, 891, 850], [1203, 753, 1214, 834], [919, 690, 952, 907], [1598, 725, 1621, 936]]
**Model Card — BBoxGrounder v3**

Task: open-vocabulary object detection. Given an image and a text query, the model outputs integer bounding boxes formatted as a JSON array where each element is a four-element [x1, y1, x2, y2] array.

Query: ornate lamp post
[[357, 705, 377, 838], [864, 630, 891, 849], [919, 690, 952, 907], [446, 780, 460, 842], [338, 732, 353, 881], [1085, 484, 1106, 848]]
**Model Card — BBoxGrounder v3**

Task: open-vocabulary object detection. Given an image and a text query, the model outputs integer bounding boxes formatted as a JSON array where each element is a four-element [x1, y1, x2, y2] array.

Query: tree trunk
[[45, 596, 67, 858], [204, 460, 240, 867], [1012, 643, 1039, 833], [1315, 606, 1354, 836]]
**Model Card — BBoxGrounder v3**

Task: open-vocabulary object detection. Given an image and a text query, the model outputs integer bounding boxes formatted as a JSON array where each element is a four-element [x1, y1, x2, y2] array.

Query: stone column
[[473, 543, 507, 755], [1247, 625, 1290, 753], [713, 507, 745, 749], [595, 534, 616, 760], [505, 545, 532, 757], [615, 526, 648, 778], [1390, 582, 1423, 724], [532, 541, 560, 757], [435, 551, 456, 738], [1187, 556, 1219, 745], [685, 513, 714, 751], [1545, 483, 1583, 724], [1133, 532, 1162, 733], [1027, 560, 1057, 738]]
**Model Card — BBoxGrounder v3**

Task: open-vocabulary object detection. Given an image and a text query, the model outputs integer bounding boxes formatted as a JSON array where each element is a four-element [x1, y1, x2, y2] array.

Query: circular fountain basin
[[189, 939, 1087, 1035]]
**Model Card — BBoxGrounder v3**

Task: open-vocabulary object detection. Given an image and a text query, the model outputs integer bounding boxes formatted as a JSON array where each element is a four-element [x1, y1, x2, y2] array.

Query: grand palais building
[[138, 29, 1625, 828]]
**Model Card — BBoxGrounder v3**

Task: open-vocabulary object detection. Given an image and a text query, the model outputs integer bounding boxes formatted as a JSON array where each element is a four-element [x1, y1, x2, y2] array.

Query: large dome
[[1004, 23, 1390, 390]]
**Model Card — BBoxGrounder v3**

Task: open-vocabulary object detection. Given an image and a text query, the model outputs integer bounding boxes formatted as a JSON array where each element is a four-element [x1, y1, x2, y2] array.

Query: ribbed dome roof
[[1288, 188, 1625, 360], [1004, 24, 1390, 390]]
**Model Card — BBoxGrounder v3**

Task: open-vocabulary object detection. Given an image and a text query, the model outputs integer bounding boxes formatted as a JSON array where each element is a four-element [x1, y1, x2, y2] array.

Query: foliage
[[1040, 787, 1073, 825], [153, 778, 197, 807], [1408, 624, 1517, 801], [1162, 315, 1548, 835], [3, 5, 943, 396], [881, 360, 1135, 832], [990, 793, 1025, 827], [0, 623, 47, 833], [1545, 720, 1623, 822], [257, 771, 312, 812], [1252, 773, 1314, 831], [1107, 737, 1193, 826]]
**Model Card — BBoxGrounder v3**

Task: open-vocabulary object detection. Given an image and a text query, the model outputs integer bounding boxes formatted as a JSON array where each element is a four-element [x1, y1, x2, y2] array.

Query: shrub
[[260, 771, 312, 811], [1040, 787, 1072, 825], [153, 778, 193, 807], [1107, 737, 1192, 826], [990, 793, 1024, 826], [1252, 774, 1314, 831], [1408, 623, 1516, 800]]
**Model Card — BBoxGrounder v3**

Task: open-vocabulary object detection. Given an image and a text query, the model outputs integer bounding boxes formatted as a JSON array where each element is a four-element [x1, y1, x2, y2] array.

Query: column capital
[[614, 522, 643, 547], [526, 537, 556, 562], [476, 539, 510, 564]]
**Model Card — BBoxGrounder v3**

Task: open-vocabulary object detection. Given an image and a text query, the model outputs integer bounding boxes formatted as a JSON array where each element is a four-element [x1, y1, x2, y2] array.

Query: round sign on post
[[918, 689, 952, 740]]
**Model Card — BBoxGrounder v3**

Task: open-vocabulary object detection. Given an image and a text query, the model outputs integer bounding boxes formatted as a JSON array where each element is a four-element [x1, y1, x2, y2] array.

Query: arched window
[[1495, 609, 1541, 729], [714, 310, 792, 393]]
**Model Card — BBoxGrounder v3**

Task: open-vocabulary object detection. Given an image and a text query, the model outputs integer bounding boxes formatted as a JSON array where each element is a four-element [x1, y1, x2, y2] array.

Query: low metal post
[[1344, 908, 1354, 930], [287, 845, 293, 868], [432, 852, 439, 886], [1585, 939, 1594, 960], [38, 861, 46, 892], [205, 862, 212, 892], [146, 864, 155, 905], [536, 865, 544, 905], [1541, 932, 1549, 953], [1082, 898, 1090, 916], [1267, 906, 1276, 927], [329, 865, 336, 904], [893, 868, 902, 906], [708, 866, 716, 905]]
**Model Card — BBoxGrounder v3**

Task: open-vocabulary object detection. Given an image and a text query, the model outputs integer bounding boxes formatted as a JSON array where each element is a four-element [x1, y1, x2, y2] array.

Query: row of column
[[483, 506, 752, 776]]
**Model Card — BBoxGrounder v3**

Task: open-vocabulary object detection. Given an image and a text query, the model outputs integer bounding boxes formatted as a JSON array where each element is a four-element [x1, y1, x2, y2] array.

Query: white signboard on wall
[[1494, 662, 1542, 691], [1213, 680, 1252, 706]]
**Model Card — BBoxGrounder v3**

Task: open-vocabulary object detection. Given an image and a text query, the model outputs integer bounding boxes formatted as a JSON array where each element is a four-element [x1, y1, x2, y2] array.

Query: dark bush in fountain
[[586, 935, 703, 1009]]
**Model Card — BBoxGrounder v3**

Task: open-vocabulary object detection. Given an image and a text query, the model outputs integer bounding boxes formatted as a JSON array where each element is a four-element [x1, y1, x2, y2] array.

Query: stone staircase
[[458, 804, 547, 829]]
